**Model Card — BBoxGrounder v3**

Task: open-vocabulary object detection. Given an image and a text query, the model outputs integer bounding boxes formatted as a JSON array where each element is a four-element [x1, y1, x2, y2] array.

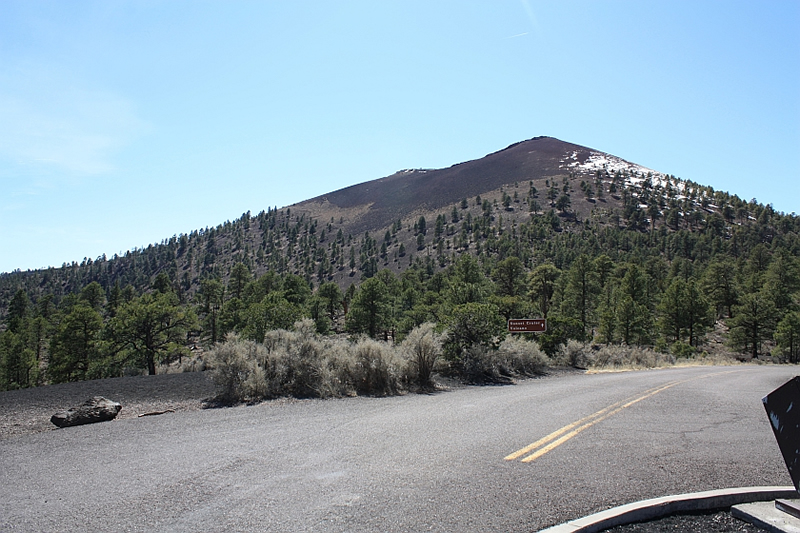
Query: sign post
[[507, 319, 547, 333]]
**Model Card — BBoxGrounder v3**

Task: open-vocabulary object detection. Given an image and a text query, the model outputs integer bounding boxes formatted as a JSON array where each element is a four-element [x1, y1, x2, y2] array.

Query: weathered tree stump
[[50, 396, 122, 428]]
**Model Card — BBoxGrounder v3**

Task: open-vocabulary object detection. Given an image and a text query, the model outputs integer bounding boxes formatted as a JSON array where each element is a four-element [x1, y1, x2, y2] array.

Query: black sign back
[[763, 376, 800, 493]]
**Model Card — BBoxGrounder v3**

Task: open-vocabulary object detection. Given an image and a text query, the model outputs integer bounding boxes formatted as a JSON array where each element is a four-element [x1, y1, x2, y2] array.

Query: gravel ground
[[603, 510, 767, 532], [0, 369, 577, 441], [0, 367, 788, 532], [0, 371, 216, 440]]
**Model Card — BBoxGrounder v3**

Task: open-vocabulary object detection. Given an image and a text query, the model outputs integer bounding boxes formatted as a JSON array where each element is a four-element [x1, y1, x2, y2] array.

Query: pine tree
[[775, 311, 800, 363], [528, 264, 560, 318], [684, 279, 713, 346], [442, 302, 505, 359], [242, 292, 303, 342], [492, 256, 526, 298], [79, 282, 106, 311], [6, 289, 29, 334], [317, 282, 343, 322], [49, 303, 105, 382], [109, 292, 197, 375], [199, 279, 224, 344], [560, 255, 599, 340], [346, 276, 392, 338], [417, 216, 427, 235], [447, 255, 490, 306], [728, 291, 779, 358], [613, 265, 653, 345], [763, 251, 800, 314], [659, 278, 686, 344], [702, 259, 739, 318], [228, 263, 251, 300], [658, 277, 712, 347]]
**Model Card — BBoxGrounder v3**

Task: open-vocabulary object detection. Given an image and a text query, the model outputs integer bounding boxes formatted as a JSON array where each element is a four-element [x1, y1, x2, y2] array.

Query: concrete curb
[[538, 486, 797, 533], [732, 500, 800, 533]]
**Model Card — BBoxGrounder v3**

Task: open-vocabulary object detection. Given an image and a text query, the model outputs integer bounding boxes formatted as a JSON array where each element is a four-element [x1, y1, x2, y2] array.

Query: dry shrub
[[591, 345, 675, 370], [553, 341, 676, 371], [286, 337, 326, 398], [181, 356, 206, 373], [242, 363, 268, 399], [400, 323, 443, 389], [440, 336, 550, 384], [208, 333, 268, 403], [349, 338, 404, 395], [209, 320, 408, 403], [156, 356, 205, 375], [209, 323, 325, 403], [261, 319, 325, 398], [453, 344, 499, 383], [292, 318, 318, 342], [207, 322, 737, 403], [313, 339, 356, 398], [554, 340, 595, 369], [675, 351, 741, 367], [262, 328, 294, 354], [495, 336, 551, 376]]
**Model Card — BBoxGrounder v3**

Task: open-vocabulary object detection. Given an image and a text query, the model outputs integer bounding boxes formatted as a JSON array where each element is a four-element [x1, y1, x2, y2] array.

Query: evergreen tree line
[[2, 239, 799, 390], [2, 174, 799, 391], [2, 175, 798, 322]]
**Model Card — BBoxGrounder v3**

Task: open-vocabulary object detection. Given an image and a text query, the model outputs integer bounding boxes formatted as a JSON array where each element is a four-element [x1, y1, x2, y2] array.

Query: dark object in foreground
[[50, 396, 122, 428], [762, 376, 800, 493]]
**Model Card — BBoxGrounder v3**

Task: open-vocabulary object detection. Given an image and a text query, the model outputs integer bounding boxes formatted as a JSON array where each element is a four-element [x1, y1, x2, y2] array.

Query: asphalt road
[[0, 365, 795, 532]]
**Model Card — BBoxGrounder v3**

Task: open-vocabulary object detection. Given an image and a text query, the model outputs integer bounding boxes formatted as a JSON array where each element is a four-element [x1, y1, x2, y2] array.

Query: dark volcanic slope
[[298, 136, 593, 233]]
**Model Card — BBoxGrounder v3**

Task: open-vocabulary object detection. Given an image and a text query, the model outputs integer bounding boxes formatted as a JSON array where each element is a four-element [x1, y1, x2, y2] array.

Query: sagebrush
[[209, 320, 447, 403], [554, 340, 676, 370]]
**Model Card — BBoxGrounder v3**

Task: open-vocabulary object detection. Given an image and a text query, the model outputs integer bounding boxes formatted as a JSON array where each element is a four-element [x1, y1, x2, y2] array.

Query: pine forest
[[1, 138, 799, 394]]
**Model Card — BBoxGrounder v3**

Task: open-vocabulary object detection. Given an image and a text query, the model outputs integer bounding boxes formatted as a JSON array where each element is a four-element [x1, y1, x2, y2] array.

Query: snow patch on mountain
[[558, 150, 685, 193], [396, 169, 428, 175], [568, 151, 663, 178]]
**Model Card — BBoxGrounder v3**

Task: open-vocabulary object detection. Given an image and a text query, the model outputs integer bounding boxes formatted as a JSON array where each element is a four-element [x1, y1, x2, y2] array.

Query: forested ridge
[[1, 141, 799, 391]]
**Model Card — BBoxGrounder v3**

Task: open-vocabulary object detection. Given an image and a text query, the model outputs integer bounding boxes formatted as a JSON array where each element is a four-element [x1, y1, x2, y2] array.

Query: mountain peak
[[295, 136, 625, 233]]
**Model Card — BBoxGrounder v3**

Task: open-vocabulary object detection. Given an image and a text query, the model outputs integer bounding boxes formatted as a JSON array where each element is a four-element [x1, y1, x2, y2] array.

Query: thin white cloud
[[0, 65, 146, 177], [1, 202, 27, 213], [519, 0, 542, 37]]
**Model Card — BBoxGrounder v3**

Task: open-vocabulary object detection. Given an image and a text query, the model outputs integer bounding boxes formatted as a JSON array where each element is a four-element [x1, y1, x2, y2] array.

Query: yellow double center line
[[505, 380, 685, 463]]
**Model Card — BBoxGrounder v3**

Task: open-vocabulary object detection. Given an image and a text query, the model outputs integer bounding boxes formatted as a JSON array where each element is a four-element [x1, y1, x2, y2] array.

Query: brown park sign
[[507, 319, 547, 333]]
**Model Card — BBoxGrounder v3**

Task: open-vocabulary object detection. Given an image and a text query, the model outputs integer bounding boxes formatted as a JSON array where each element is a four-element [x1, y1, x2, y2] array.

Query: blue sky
[[1, 1, 798, 274]]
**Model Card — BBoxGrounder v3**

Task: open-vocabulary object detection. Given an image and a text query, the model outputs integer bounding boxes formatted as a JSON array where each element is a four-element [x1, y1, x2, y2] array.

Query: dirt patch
[[0, 371, 215, 441]]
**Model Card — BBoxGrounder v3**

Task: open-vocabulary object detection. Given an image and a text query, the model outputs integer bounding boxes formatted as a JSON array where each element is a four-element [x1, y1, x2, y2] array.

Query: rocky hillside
[[1, 135, 799, 390], [0, 136, 795, 314]]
